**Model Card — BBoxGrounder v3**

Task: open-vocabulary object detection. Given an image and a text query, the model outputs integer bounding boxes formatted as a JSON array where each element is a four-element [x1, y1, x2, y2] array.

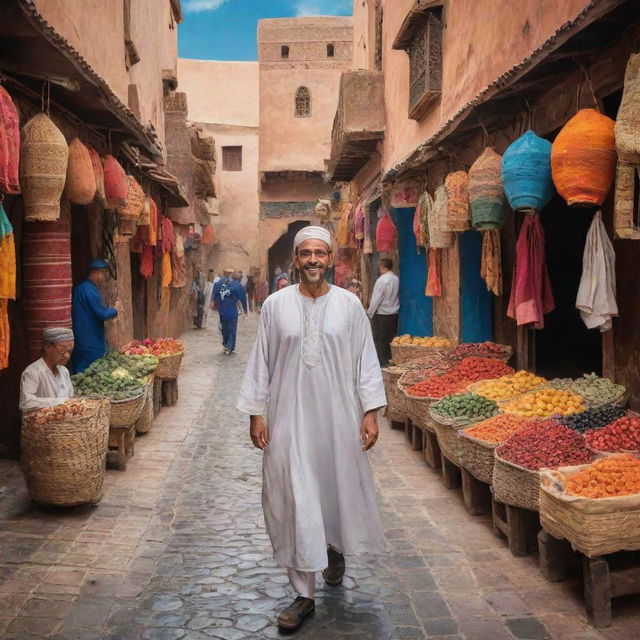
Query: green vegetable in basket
[[570, 373, 625, 406], [431, 392, 499, 421]]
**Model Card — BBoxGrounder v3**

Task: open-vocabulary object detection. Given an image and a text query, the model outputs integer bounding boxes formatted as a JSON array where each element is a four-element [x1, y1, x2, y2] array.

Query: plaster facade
[[177, 59, 260, 276]]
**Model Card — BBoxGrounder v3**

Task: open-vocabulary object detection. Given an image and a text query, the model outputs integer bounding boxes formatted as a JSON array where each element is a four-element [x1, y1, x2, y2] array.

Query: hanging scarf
[[425, 248, 442, 297], [507, 214, 555, 328], [140, 244, 154, 279], [0, 299, 8, 370], [576, 210, 617, 331], [170, 234, 187, 288], [148, 197, 158, 246], [480, 229, 502, 296], [161, 251, 172, 287], [419, 192, 431, 249], [0, 204, 16, 300], [355, 206, 365, 251], [413, 204, 423, 253]]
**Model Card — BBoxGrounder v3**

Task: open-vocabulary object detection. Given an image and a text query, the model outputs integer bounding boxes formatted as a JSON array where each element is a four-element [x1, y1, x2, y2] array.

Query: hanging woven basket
[[615, 53, 640, 162], [65, 137, 96, 205], [116, 175, 145, 220], [469, 147, 508, 230], [102, 154, 127, 208], [551, 109, 616, 207], [502, 130, 554, 212], [429, 186, 455, 248], [444, 170, 470, 231], [20, 113, 69, 222], [88, 146, 105, 204], [0, 86, 21, 195]]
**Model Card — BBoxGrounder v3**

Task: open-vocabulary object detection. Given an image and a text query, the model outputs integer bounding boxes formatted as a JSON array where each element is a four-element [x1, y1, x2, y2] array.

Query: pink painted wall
[[380, 0, 592, 173]]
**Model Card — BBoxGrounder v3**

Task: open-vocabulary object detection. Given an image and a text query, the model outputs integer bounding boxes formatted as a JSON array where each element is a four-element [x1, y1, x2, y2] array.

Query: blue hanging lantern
[[502, 130, 555, 211]]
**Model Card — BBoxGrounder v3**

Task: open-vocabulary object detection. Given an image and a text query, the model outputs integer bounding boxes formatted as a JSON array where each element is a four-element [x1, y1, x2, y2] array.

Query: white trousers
[[287, 568, 316, 599]]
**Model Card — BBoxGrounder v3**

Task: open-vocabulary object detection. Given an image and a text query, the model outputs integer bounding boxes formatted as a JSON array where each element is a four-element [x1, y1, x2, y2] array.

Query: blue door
[[459, 230, 492, 342]]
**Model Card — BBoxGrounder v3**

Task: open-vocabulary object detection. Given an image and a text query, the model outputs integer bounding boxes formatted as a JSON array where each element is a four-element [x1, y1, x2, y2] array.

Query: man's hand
[[360, 410, 379, 451], [250, 415, 269, 450], [114, 299, 123, 315]]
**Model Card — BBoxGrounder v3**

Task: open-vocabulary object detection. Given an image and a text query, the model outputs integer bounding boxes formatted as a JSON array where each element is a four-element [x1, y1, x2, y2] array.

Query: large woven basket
[[110, 391, 146, 428], [433, 422, 464, 465], [135, 378, 155, 435], [382, 367, 405, 423], [402, 389, 436, 431], [452, 343, 513, 362], [457, 432, 497, 484], [391, 343, 454, 365], [21, 398, 110, 506], [155, 351, 184, 380], [539, 465, 640, 557], [493, 449, 540, 511]]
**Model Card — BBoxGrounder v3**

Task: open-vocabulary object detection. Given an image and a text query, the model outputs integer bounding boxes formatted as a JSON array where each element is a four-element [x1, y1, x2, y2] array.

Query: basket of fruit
[[584, 412, 640, 455], [148, 338, 184, 380], [499, 387, 586, 419], [383, 365, 409, 423], [429, 393, 500, 465], [539, 454, 640, 557], [453, 342, 513, 362], [391, 335, 455, 365], [21, 398, 110, 506], [493, 420, 595, 511], [458, 414, 538, 484], [570, 373, 626, 409], [467, 371, 547, 403]]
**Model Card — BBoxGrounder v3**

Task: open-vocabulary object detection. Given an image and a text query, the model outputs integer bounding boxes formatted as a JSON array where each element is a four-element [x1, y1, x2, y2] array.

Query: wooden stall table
[[107, 423, 135, 471], [491, 488, 540, 557], [460, 468, 491, 515]]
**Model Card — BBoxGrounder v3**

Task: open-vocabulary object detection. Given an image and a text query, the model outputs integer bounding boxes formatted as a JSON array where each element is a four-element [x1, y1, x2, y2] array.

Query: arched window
[[295, 86, 311, 117], [327, 43, 335, 57], [281, 45, 289, 59]]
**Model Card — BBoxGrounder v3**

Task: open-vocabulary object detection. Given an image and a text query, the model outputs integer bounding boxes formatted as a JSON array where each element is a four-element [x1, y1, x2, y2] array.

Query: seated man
[[20, 327, 75, 413]]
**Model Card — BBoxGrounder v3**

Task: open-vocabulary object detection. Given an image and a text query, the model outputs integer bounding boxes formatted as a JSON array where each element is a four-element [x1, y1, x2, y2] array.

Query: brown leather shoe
[[277, 596, 315, 630], [322, 547, 345, 586]]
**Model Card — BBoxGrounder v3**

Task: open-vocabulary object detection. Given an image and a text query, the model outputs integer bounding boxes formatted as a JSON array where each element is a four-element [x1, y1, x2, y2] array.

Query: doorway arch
[[268, 220, 310, 292]]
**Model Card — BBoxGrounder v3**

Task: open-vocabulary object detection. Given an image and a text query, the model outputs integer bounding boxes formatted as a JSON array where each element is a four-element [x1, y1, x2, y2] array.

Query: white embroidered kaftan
[[237, 285, 387, 572]]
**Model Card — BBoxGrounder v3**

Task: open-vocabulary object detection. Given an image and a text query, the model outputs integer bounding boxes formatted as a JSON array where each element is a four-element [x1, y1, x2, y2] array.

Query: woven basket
[[429, 185, 456, 248], [493, 449, 540, 511], [21, 398, 110, 506], [457, 432, 497, 484], [110, 391, 146, 428], [135, 379, 155, 435], [155, 351, 184, 380], [539, 465, 640, 557], [445, 170, 470, 232], [402, 389, 435, 430], [383, 367, 405, 423], [391, 343, 454, 365], [433, 421, 463, 465], [452, 344, 513, 362]]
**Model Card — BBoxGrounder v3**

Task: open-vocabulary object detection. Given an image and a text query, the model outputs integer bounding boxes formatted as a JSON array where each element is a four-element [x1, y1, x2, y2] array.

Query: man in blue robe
[[71, 259, 120, 373], [212, 268, 247, 354]]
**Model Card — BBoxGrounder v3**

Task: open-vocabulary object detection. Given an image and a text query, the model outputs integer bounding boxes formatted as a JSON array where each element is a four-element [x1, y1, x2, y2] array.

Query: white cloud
[[294, 0, 352, 17], [183, 0, 229, 13]]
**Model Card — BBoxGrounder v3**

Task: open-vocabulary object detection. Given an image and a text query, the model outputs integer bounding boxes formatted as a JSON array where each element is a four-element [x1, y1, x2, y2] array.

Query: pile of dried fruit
[[454, 342, 511, 359], [392, 335, 453, 348], [431, 392, 499, 422], [455, 357, 514, 382], [585, 415, 640, 452], [463, 414, 539, 443], [570, 373, 625, 406], [407, 373, 468, 398], [560, 404, 626, 433], [565, 454, 640, 498], [501, 388, 585, 418], [497, 420, 595, 470], [471, 371, 546, 401], [29, 399, 92, 424]]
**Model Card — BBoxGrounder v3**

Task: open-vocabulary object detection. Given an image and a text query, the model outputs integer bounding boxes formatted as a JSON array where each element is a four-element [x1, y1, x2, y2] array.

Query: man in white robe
[[20, 327, 75, 413], [237, 226, 386, 631]]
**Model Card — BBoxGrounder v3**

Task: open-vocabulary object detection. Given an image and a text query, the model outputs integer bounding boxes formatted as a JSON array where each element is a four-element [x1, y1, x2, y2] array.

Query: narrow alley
[[0, 319, 635, 640]]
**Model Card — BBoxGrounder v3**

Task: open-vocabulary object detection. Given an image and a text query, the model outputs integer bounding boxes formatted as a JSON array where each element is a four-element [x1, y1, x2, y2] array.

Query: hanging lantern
[[102, 154, 127, 208], [502, 130, 554, 211], [116, 175, 145, 219], [469, 147, 508, 230], [551, 109, 616, 207], [65, 138, 96, 205], [88, 146, 105, 204], [0, 86, 20, 195], [376, 212, 397, 252], [429, 186, 455, 248], [444, 170, 470, 231], [20, 113, 69, 222]]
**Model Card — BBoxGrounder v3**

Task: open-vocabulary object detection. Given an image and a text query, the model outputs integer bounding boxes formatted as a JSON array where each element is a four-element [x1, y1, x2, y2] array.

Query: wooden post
[[423, 430, 441, 469], [440, 453, 461, 489], [161, 378, 179, 406], [390, 419, 405, 430], [460, 468, 490, 515], [583, 557, 612, 628], [404, 418, 412, 441], [411, 423, 423, 450], [153, 377, 162, 416], [538, 530, 571, 582]]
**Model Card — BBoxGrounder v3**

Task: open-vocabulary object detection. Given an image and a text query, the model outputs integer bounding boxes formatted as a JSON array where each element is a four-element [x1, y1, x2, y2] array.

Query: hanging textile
[[0, 86, 20, 195], [0, 299, 8, 370], [425, 248, 442, 297], [160, 217, 174, 254], [161, 251, 172, 287], [355, 206, 365, 251], [418, 191, 431, 249], [507, 215, 555, 328], [140, 244, 154, 279], [0, 203, 16, 300], [444, 170, 470, 232], [376, 211, 397, 251], [576, 211, 617, 331], [170, 234, 187, 288], [469, 147, 508, 230], [480, 229, 502, 296], [412, 205, 423, 252], [148, 197, 158, 246]]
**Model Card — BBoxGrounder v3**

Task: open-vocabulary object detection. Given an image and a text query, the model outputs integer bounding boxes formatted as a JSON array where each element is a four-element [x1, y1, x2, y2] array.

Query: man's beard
[[300, 264, 327, 284]]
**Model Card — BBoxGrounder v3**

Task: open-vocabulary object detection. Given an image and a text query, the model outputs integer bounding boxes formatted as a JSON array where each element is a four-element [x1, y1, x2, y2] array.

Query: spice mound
[[29, 399, 92, 424], [454, 341, 510, 359], [431, 392, 499, 422], [565, 454, 640, 498], [497, 420, 595, 470], [472, 370, 546, 401], [585, 415, 640, 452], [501, 388, 585, 418], [560, 404, 626, 433], [393, 335, 453, 348], [463, 414, 538, 444]]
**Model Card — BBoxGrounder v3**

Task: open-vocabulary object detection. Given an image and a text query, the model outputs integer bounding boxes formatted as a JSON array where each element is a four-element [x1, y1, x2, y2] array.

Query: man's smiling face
[[294, 238, 332, 285]]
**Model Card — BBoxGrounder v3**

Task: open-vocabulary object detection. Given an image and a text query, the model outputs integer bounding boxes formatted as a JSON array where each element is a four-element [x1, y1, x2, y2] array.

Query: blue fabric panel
[[459, 231, 493, 343], [392, 207, 433, 337]]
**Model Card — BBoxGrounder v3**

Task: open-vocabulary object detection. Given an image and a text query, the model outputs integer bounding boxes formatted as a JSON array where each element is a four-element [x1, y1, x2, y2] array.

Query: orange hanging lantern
[[65, 138, 96, 205], [551, 109, 616, 207], [88, 146, 105, 204], [116, 175, 145, 220], [444, 170, 470, 231], [0, 86, 20, 195], [376, 212, 397, 252], [102, 154, 127, 208]]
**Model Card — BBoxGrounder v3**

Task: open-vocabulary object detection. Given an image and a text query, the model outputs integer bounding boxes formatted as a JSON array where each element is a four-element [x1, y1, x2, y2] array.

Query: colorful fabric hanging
[[507, 215, 555, 328], [0, 86, 20, 195], [160, 217, 174, 254], [0, 203, 16, 300], [418, 191, 431, 249], [376, 211, 397, 251], [412, 205, 423, 252], [148, 197, 158, 246], [576, 211, 617, 331], [170, 234, 186, 288], [161, 251, 172, 287], [140, 244, 154, 279], [0, 299, 8, 370], [480, 229, 502, 296], [445, 171, 470, 231], [355, 206, 365, 250], [425, 248, 442, 297]]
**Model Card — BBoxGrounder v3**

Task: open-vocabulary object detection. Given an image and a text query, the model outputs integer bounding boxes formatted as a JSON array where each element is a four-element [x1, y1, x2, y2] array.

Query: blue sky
[[178, 0, 352, 61]]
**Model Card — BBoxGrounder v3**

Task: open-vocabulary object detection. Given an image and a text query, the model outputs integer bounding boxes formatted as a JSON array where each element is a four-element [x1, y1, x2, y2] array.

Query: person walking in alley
[[237, 226, 386, 632], [254, 270, 269, 311], [245, 273, 256, 312], [212, 268, 247, 355], [71, 259, 121, 373], [367, 258, 400, 366]]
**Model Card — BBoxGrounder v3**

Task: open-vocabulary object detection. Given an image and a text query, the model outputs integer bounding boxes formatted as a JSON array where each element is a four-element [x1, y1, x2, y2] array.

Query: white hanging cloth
[[576, 210, 618, 332]]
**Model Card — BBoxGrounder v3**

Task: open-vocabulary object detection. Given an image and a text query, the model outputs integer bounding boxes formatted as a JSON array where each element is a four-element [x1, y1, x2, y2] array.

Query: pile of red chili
[[585, 415, 640, 452]]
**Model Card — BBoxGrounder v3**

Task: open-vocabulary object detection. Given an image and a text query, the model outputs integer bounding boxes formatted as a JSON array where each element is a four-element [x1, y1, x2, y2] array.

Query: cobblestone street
[[0, 316, 638, 640]]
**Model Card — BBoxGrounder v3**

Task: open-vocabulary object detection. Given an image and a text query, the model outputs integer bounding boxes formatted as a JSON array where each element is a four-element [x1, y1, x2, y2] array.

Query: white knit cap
[[293, 226, 332, 251], [42, 327, 74, 343]]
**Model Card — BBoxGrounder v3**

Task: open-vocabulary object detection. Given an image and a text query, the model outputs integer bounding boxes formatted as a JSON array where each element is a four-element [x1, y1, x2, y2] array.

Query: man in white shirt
[[367, 258, 400, 366], [20, 327, 75, 413]]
